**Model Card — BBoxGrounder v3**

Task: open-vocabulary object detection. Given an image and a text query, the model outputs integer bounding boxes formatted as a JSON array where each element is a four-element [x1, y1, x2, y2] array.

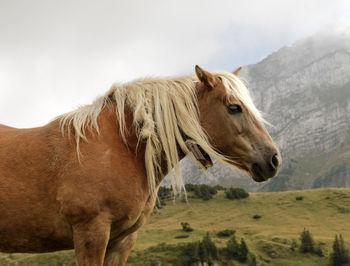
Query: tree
[[198, 241, 207, 264], [331, 234, 349, 266], [299, 228, 314, 253], [180, 233, 218, 265], [181, 242, 198, 266], [226, 235, 239, 259], [202, 232, 217, 260], [237, 238, 249, 262]]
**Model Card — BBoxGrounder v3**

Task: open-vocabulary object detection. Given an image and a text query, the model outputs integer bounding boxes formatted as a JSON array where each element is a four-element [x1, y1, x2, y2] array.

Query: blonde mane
[[60, 71, 264, 197]]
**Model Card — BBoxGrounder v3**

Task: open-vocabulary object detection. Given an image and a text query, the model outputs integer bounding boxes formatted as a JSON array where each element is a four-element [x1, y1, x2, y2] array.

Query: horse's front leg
[[103, 231, 138, 266], [73, 214, 111, 266]]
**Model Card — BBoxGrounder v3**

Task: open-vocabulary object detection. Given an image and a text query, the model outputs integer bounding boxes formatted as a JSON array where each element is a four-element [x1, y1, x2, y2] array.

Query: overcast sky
[[1, 0, 350, 128]]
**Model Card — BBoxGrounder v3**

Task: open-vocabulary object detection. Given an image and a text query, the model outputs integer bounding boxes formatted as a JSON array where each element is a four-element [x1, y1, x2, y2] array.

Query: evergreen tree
[[198, 241, 207, 265], [339, 235, 349, 262], [226, 235, 239, 259], [179, 233, 218, 265], [299, 228, 315, 253], [192, 241, 201, 265], [332, 235, 341, 266], [237, 238, 249, 262], [202, 232, 217, 260], [331, 234, 349, 266], [181, 242, 197, 266]]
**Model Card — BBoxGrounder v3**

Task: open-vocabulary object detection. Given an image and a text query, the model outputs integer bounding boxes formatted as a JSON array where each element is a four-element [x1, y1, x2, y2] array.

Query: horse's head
[[195, 65, 281, 182]]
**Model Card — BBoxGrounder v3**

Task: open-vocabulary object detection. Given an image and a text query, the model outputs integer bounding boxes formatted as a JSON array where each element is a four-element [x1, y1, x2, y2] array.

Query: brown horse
[[0, 66, 281, 265]]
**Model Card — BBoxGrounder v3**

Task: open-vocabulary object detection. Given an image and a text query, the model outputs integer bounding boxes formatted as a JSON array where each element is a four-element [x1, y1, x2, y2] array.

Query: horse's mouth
[[251, 163, 267, 182]]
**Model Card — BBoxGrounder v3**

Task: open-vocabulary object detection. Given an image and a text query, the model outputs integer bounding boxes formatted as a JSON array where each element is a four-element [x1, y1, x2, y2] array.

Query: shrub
[[185, 184, 218, 199], [181, 222, 194, 232], [296, 196, 303, 200], [315, 242, 324, 257], [290, 239, 298, 251], [225, 187, 249, 200], [154, 198, 166, 209], [184, 183, 196, 192], [253, 214, 262, 219], [213, 185, 225, 191], [184, 184, 217, 200], [217, 229, 235, 237], [175, 235, 189, 239], [157, 186, 172, 200], [194, 184, 217, 200], [196, 187, 212, 200]]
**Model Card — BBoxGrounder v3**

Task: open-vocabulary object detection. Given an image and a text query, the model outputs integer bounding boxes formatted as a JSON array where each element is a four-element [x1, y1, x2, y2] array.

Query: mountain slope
[[178, 26, 350, 191]]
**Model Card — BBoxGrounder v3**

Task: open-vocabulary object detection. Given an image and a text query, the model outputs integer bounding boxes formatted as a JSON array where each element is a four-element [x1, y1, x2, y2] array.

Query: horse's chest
[[110, 195, 155, 239]]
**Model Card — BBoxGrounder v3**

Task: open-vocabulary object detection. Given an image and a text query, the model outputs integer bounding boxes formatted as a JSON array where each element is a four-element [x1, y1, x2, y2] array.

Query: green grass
[[137, 189, 350, 248], [1, 188, 349, 265], [0, 250, 75, 266], [130, 188, 350, 265]]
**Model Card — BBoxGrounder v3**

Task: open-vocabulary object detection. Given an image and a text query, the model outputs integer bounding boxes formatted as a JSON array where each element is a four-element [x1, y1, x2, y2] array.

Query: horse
[[0, 65, 281, 265]]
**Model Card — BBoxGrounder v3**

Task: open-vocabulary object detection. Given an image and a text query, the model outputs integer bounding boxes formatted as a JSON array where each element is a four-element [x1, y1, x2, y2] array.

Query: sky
[[1, 0, 350, 128]]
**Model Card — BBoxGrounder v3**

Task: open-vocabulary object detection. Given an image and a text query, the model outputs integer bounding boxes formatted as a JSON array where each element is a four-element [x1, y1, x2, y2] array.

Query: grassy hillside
[[1, 188, 349, 265]]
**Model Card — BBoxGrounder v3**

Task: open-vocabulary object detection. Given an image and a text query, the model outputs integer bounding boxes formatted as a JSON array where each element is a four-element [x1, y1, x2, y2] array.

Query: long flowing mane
[[59, 71, 265, 197]]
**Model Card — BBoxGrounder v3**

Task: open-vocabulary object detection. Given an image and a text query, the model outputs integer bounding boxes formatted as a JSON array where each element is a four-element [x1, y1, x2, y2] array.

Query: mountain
[[175, 26, 350, 192]]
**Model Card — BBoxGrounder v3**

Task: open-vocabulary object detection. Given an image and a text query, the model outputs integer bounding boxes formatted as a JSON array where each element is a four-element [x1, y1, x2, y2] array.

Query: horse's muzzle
[[251, 152, 281, 182]]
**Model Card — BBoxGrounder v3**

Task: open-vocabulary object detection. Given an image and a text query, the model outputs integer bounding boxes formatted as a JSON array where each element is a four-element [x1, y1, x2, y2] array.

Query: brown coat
[[0, 66, 280, 265]]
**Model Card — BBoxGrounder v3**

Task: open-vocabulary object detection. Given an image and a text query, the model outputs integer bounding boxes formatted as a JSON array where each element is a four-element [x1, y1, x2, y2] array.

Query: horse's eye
[[227, 104, 242, 114]]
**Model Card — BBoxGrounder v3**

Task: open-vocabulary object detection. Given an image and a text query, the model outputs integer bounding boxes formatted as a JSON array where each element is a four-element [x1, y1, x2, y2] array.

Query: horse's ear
[[233, 66, 242, 76], [195, 65, 217, 88]]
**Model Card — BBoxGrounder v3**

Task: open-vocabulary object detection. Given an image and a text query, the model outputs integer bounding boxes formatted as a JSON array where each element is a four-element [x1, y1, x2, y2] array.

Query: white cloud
[[0, 0, 350, 127]]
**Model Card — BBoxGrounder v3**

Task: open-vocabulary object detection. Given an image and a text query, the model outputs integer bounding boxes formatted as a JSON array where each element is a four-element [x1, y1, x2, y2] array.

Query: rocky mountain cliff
[[172, 26, 350, 191]]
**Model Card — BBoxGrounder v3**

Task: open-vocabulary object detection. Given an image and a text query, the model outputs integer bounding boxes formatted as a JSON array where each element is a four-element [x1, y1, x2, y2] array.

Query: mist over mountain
[[174, 26, 350, 191]]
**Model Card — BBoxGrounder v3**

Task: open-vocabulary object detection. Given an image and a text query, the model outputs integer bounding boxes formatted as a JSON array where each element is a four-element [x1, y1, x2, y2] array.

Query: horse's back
[[0, 122, 59, 170], [0, 123, 14, 129], [0, 121, 74, 252], [0, 123, 16, 135]]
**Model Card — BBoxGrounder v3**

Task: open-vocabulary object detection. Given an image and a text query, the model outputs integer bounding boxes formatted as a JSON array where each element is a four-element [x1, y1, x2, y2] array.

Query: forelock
[[213, 70, 267, 124]]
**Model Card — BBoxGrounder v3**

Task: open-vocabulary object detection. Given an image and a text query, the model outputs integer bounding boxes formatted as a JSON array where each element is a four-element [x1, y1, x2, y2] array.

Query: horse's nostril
[[271, 154, 279, 169]]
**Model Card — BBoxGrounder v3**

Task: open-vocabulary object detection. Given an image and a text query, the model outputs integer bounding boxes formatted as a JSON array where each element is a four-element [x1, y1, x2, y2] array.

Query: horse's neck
[[99, 105, 143, 160], [104, 102, 187, 184]]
